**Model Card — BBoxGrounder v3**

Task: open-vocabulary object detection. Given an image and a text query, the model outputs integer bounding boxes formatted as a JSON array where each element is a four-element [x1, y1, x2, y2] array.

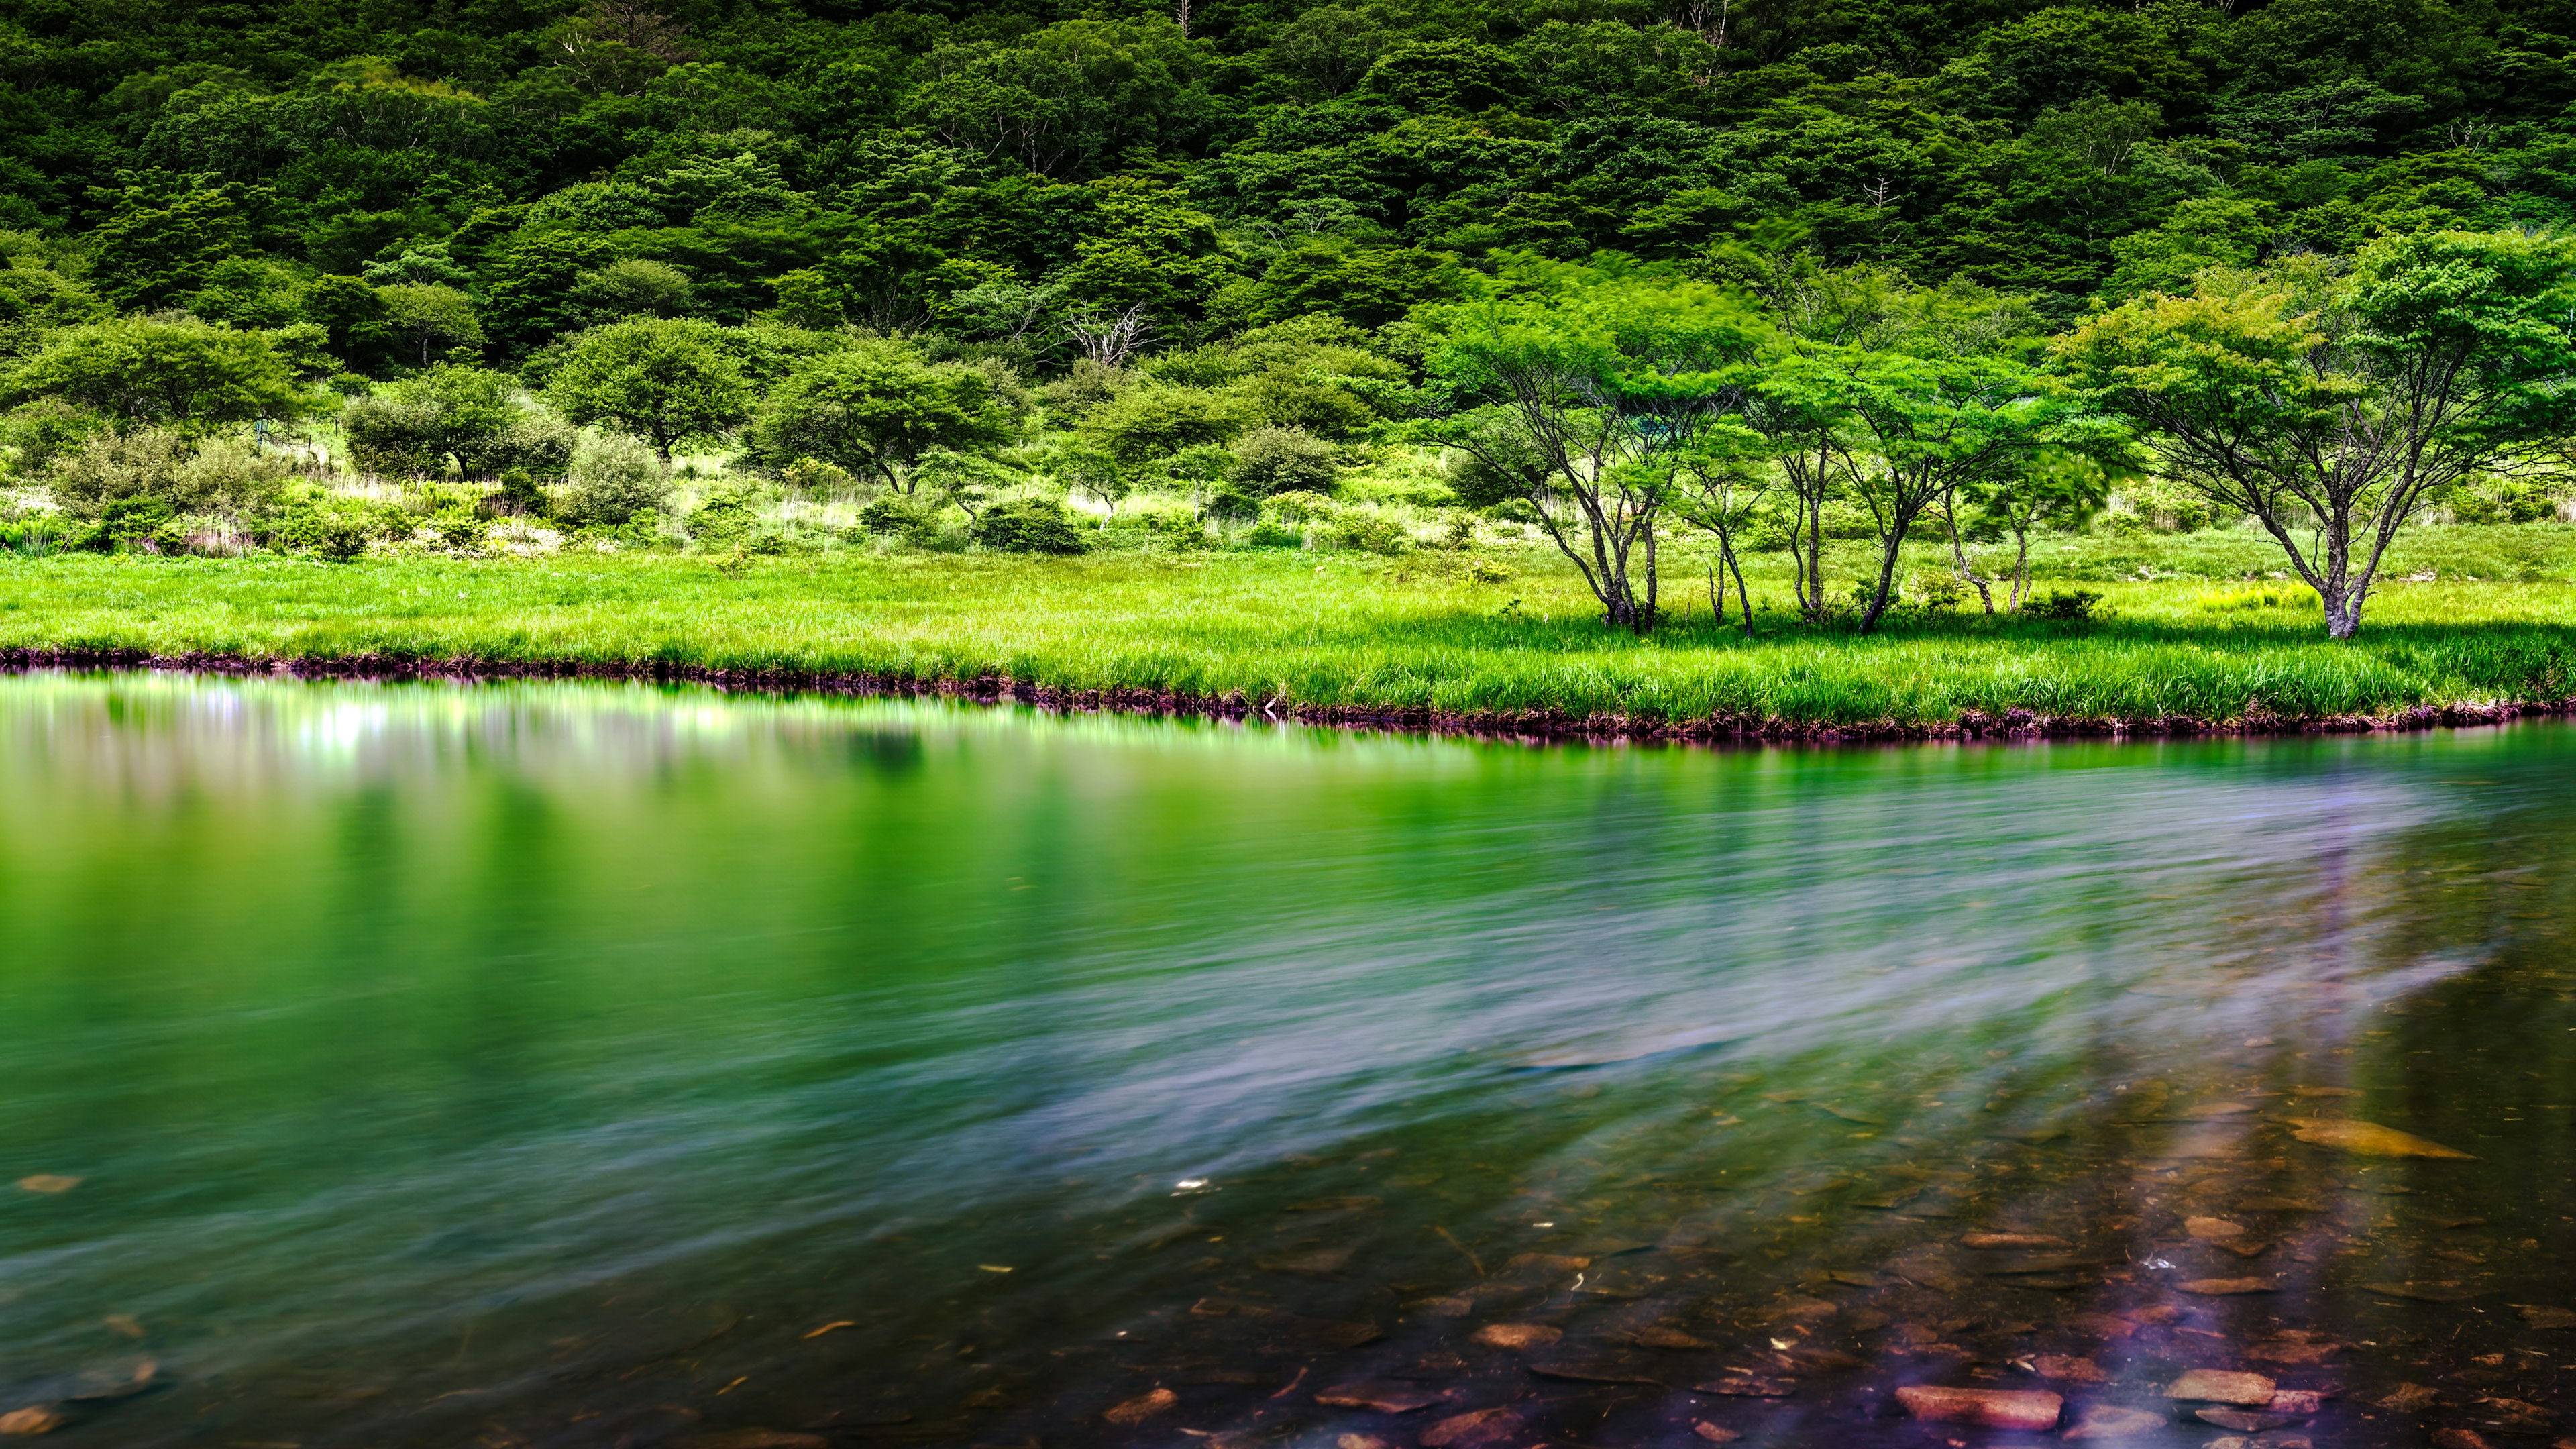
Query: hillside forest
[[3, 0, 2576, 637]]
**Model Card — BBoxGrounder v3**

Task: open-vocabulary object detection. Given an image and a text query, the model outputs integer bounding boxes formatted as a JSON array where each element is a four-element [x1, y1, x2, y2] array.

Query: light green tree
[[750, 344, 1016, 492], [2057, 231, 2576, 638], [546, 317, 751, 463], [8, 314, 309, 431]]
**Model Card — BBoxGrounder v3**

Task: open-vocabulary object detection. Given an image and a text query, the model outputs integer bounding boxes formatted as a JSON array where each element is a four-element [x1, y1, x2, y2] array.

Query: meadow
[[5, 523, 2573, 734]]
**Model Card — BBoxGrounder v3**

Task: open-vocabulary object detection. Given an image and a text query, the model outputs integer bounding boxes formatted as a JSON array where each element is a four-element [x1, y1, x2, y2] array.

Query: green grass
[[2, 529, 2573, 729]]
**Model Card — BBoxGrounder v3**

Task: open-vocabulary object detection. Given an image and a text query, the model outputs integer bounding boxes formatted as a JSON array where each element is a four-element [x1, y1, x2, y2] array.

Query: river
[[0, 673, 2567, 1448]]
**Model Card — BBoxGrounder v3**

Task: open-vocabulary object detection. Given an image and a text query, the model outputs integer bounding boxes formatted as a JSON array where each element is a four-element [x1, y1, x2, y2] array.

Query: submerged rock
[[2061, 1405, 2166, 1440], [2164, 1370, 2277, 1405], [1469, 1323, 1560, 1350], [1894, 1386, 2062, 1429], [1316, 1381, 1447, 1414], [2179, 1277, 2277, 1295], [2286, 1118, 2473, 1159], [1103, 1388, 1178, 1426], [0, 1407, 62, 1436], [1419, 1406, 1521, 1448]]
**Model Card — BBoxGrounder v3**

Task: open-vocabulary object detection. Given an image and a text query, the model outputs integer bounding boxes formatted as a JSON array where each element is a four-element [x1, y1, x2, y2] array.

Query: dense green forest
[[3, 0, 2576, 642]]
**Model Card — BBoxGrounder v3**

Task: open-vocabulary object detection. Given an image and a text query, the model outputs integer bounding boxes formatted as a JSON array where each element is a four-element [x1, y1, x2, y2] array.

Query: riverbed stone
[[2286, 1118, 2474, 1159], [1894, 1385, 2062, 1429], [2061, 1405, 2167, 1440], [2165, 1371, 2277, 1405], [1419, 1406, 1521, 1447], [1469, 1323, 1560, 1350], [1103, 1388, 1177, 1426]]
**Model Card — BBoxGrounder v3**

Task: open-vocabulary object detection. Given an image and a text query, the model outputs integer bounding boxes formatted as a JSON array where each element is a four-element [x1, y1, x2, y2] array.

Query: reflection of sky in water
[[0, 672, 2558, 1448]]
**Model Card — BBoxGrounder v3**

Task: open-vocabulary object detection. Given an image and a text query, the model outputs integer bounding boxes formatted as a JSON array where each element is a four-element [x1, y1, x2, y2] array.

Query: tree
[[377, 284, 486, 368], [9, 315, 308, 431], [1077, 383, 1250, 467], [342, 366, 557, 478], [1935, 449, 2114, 612], [749, 344, 1015, 491], [2057, 233, 2576, 638], [546, 317, 750, 462], [86, 181, 248, 312], [1425, 273, 1758, 633]]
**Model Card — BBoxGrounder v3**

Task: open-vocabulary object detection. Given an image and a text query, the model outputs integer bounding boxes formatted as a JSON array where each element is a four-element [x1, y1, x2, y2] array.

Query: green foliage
[[9, 315, 311, 431], [857, 492, 942, 543], [1229, 426, 1336, 495], [750, 343, 1015, 490], [557, 432, 669, 527], [547, 317, 750, 462], [44, 427, 286, 519], [969, 496, 1088, 554]]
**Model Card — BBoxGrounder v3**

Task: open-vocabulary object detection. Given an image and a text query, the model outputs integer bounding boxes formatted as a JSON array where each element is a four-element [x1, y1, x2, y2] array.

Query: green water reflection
[[0, 674, 2569, 1448]]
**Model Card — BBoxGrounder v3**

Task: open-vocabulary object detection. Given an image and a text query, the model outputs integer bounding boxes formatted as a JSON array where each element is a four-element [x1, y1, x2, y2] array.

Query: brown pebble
[[2178, 1277, 2276, 1295], [2378, 1383, 2439, 1412], [2198, 1408, 2295, 1431], [2061, 1405, 2165, 1440], [1470, 1323, 1560, 1350], [1894, 1385, 2063, 1430], [2165, 1370, 2277, 1406], [1419, 1406, 1521, 1448], [2268, 1389, 2326, 1415], [2431, 1431, 2493, 1449], [676, 1434, 827, 1449], [1316, 1381, 1446, 1414], [2186, 1216, 2246, 1240], [1633, 1326, 1713, 1350], [1690, 1424, 1740, 1444], [1692, 1373, 1795, 1398], [1103, 1388, 1177, 1427], [13, 1176, 77, 1195], [1962, 1232, 2069, 1248], [2028, 1354, 2106, 1384], [1338, 1436, 1395, 1449], [0, 1409, 61, 1437], [2247, 1336, 2342, 1365]]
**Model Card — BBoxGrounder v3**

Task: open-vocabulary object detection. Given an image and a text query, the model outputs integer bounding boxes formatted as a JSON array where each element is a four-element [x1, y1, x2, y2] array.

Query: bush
[[1241, 520, 1304, 548], [45, 428, 286, 519], [2450, 480, 2561, 525], [2025, 588, 2104, 621], [857, 492, 941, 542], [556, 432, 668, 526], [1229, 425, 1336, 494], [778, 455, 856, 494], [1202, 481, 1259, 522], [970, 497, 1088, 554], [685, 484, 763, 551], [259, 487, 405, 559], [1326, 504, 1411, 555]]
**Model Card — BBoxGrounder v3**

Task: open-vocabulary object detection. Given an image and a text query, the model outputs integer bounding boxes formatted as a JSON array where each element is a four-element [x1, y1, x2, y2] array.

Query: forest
[[2, 0, 2576, 665]]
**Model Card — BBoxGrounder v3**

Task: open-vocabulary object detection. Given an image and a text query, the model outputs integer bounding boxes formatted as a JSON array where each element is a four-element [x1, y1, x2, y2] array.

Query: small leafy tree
[[751, 344, 1016, 492], [377, 283, 486, 368], [1424, 272, 1758, 633], [2057, 232, 2576, 638], [9, 315, 311, 433], [546, 317, 750, 463]]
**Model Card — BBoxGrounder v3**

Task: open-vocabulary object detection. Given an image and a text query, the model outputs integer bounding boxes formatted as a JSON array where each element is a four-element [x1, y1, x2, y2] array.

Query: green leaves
[[545, 316, 750, 462]]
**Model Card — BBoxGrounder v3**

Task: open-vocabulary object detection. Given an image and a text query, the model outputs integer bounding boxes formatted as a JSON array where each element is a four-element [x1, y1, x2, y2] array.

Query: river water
[[0, 674, 2568, 1449]]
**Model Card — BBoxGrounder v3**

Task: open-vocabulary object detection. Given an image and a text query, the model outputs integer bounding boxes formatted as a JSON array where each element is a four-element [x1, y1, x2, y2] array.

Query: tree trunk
[[1856, 530, 1904, 634]]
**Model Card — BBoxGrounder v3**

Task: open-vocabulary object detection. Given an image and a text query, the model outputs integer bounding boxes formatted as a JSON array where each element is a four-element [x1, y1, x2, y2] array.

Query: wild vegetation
[[1, 0, 2575, 719]]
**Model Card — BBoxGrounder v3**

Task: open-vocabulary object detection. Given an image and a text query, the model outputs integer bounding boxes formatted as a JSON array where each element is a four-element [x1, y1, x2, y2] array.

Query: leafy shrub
[[46, 428, 286, 518], [260, 488, 404, 559], [1229, 425, 1336, 494], [1202, 481, 1259, 522], [777, 455, 856, 494], [1326, 504, 1411, 555], [857, 492, 941, 541], [2025, 588, 2104, 620], [2450, 480, 2561, 525], [1909, 570, 1967, 610], [556, 432, 668, 526], [1264, 489, 1338, 523], [970, 496, 1087, 553], [1241, 520, 1303, 548], [685, 485, 763, 551]]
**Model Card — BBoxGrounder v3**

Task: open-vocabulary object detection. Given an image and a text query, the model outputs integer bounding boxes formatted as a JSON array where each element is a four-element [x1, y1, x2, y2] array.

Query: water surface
[[1, 674, 2569, 1448]]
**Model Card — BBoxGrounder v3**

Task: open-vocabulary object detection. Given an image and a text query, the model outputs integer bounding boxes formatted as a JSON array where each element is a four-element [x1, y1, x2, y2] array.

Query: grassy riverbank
[[3, 531, 2574, 731]]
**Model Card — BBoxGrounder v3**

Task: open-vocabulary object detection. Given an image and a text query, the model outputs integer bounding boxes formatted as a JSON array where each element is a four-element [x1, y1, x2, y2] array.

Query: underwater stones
[[1692, 1373, 1796, 1398], [1418, 1406, 1521, 1447], [1689, 1423, 1740, 1443], [2187, 1216, 2247, 1240], [1469, 1324, 1560, 1350], [2061, 1405, 2166, 1440], [2286, 1118, 2473, 1159], [2027, 1355, 2107, 1384], [1894, 1386, 2063, 1429], [0, 1408, 62, 1436], [2518, 1306, 2576, 1329], [1316, 1381, 1448, 1414], [1960, 1232, 2069, 1248], [2179, 1277, 2277, 1295], [2164, 1371, 2277, 1406], [1103, 1388, 1177, 1426]]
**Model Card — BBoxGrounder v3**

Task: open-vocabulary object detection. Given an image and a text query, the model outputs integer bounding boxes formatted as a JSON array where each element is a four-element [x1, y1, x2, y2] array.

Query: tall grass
[[1, 544, 2571, 727]]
